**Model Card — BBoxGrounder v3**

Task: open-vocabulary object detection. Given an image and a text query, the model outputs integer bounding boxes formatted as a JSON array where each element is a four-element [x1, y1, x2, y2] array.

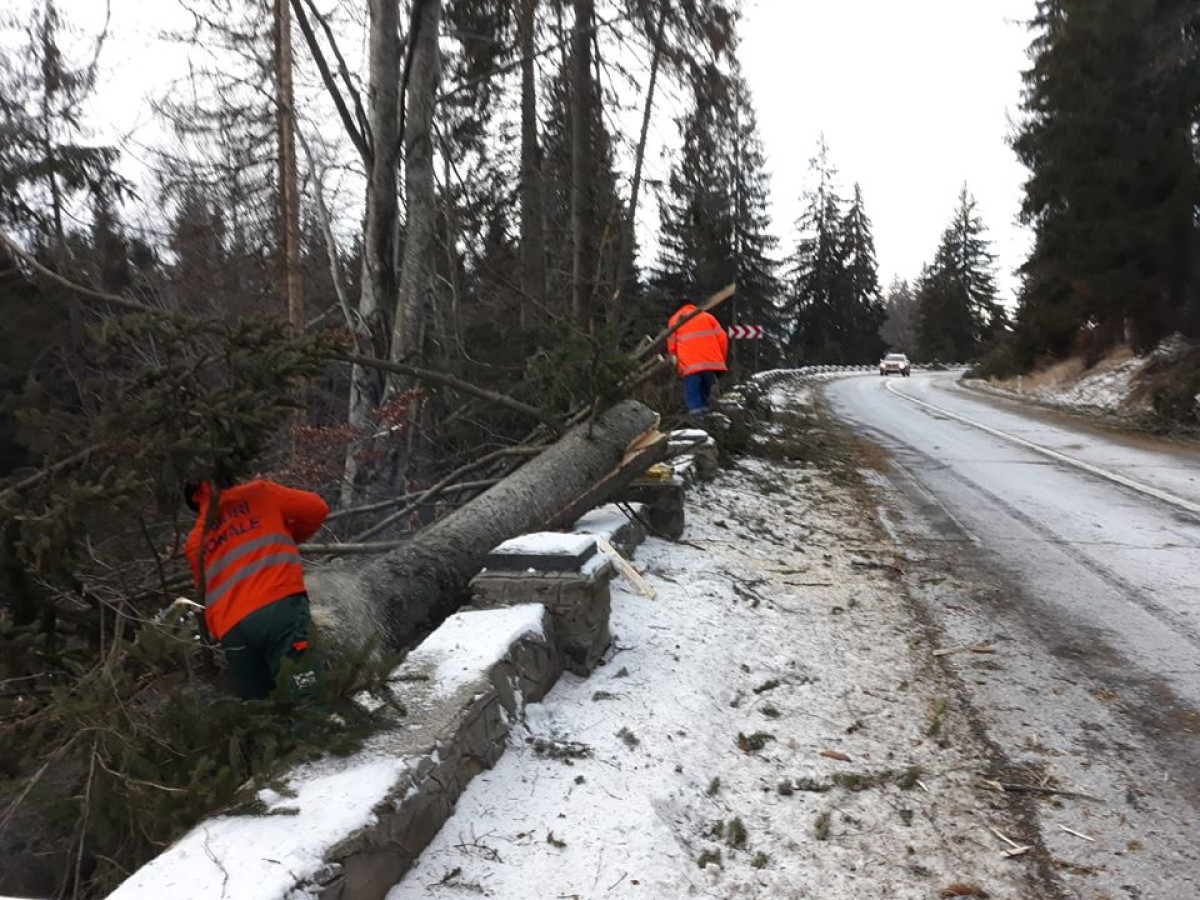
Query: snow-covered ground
[[968, 339, 1199, 422], [386, 383, 1039, 899]]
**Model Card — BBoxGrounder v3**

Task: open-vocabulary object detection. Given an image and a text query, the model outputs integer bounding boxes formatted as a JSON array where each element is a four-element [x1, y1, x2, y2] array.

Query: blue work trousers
[[683, 371, 717, 415]]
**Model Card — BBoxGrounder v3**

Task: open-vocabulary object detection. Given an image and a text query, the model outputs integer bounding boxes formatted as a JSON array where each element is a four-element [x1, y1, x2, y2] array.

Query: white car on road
[[879, 352, 911, 377]]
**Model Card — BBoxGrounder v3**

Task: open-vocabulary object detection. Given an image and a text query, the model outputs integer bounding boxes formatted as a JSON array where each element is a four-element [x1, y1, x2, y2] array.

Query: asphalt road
[[825, 372, 1200, 900]]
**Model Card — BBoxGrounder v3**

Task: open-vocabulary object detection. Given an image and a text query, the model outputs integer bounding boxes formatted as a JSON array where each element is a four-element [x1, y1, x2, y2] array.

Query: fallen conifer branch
[[334, 352, 561, 431], [933, 644, 998, 657], [978, 780, 1104, 803], [326, 478, 501, 523], [1, 230, 159, 315]]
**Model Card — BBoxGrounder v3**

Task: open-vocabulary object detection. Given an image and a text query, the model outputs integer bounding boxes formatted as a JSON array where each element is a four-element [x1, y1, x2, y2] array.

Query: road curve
[[825, 371, 1200, 898]]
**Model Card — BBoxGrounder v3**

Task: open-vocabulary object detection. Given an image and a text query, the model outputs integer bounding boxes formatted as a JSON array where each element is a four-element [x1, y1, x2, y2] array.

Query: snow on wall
[[407, 605, 545, 695], [488, 531, 598, 558], [108, 605, 546, 900]]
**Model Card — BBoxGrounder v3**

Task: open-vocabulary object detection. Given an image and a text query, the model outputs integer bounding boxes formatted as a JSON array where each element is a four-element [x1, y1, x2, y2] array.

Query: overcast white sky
[[16, 0, 1037, 304], [739, 0, 1037, 303]]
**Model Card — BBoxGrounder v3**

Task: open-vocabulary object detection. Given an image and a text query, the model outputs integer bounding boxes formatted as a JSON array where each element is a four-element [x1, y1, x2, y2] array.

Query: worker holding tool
[[666, 301, 729, 417], [183, 477, 329, 700]]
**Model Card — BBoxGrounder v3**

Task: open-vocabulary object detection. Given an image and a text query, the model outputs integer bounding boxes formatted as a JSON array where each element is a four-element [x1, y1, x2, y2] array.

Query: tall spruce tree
[[836, 183, 886, 362], [1014, 0, 1200, 355], [727, 73, 783, 367], [653, 65, 781, 368], [917, 186, 1005, 362], [785, 138, 864, 364]]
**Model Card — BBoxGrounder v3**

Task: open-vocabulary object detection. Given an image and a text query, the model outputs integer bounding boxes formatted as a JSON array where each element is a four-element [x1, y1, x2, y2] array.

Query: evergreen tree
[[654, 66, 735, 307], [1013, 0, 1200, 355], [836, 183, 886, 362], [785, 138, 846, 364], [880, 276, 921, 354], [653, 65, 781, 368], [540, 50, 635, 332], [917, 186, 1005, 362]]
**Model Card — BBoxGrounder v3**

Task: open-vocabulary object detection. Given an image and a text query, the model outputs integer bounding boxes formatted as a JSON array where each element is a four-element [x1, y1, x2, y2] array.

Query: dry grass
[[939, 884, 989, 898], [993, 344, 1135, 395]]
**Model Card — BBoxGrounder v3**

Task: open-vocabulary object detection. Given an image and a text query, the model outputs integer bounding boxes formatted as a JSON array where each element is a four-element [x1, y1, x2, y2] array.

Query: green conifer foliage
[[835, 184, 886, 363], [1013, 0, 1200, 354], [785, 138, 848, 364], [916, 186, 1006, 363]]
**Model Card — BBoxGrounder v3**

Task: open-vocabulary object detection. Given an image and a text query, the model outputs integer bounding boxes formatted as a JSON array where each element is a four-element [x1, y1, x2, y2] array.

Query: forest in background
[[0, 0, 1197, 895]]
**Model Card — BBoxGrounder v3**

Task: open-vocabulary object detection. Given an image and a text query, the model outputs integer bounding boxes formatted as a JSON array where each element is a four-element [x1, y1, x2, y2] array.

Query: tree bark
[[391, 0, 444, 374], [612, 2, 666, 327], [569, 0, 595, 325], [309, 399, 663, 649], [343, 0, 402, 504], [518, 0, 547, 327], [274, 0, 302, 333]]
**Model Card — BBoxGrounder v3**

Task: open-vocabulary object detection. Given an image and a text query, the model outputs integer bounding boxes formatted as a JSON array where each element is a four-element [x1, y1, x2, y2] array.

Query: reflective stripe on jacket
[[667, 304, 729, 377], [184, 480, 329, 639]]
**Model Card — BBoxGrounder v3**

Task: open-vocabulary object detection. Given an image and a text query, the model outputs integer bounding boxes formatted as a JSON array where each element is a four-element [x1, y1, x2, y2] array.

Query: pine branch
[[325, 478, 500, 523], [0, 443, 109, 504], [333, 353, 562, 430], [349, 445, 543, 542], [0, 230, 157, 315]]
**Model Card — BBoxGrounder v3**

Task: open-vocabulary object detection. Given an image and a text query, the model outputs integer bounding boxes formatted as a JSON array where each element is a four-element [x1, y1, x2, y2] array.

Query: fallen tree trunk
[[310, 399, 664, 649]]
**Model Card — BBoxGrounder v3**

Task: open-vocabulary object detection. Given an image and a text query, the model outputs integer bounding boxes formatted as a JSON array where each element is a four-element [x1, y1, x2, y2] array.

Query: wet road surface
[[826, 372, 1200, 900]]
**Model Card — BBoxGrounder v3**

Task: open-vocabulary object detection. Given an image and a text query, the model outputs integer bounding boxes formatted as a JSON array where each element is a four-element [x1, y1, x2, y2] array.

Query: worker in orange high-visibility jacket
[[183, 478, 329, 700], [666, 302, 729, 416]]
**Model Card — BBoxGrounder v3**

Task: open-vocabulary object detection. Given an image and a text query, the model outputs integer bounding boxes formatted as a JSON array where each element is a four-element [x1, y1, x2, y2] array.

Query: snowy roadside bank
[[386, 376, 1041, 899], [963, 339, 1200, 439]]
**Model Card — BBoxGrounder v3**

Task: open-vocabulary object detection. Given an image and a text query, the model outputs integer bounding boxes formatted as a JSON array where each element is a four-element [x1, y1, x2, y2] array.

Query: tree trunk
[[569, 0, 595, 325], [519, 0, 546, 328], [391, 0, 444, 374], [274, 0, 302, 333], [613, 1, 667, 328], [343, 0, 402, 504], [310, 399, 664, 649]]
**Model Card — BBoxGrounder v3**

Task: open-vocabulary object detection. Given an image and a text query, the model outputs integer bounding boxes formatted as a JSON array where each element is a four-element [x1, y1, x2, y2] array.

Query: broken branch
[[333, 353, 561, 430]]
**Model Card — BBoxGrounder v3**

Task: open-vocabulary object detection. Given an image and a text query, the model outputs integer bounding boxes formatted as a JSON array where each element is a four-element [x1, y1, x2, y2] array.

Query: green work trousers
[[220, 592, 314, 700]]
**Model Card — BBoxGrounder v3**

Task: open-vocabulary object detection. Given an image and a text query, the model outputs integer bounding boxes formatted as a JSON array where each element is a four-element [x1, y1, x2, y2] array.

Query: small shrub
[[814, 810, 831, 841], [697, 849, 722, 869], [926, 697, 948, 737], [736, 731, 775, 753], [752, 678, 780, 694], [616, 726, 639, 749], [760, 704, 781, 719], [726, 817, 747, 849], [751, 851, 769, 869], [705, 776, 721, 797], [792, 777, 831, 793]]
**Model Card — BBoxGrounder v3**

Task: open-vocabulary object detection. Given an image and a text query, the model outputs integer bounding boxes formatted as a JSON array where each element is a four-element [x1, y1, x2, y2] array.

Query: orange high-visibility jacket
[[667, 304, 729, 377], [184, 480, 329, 639]]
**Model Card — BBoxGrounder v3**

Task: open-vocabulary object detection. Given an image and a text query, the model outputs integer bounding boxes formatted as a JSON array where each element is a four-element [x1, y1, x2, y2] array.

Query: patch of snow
[[489, 531, 597, 558], [387, 410, 1030, 898], [110, 754, 410, 900], [113, 606, 547, 900], [406, 606, 546, 696], [571, 503, 644, 541]]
